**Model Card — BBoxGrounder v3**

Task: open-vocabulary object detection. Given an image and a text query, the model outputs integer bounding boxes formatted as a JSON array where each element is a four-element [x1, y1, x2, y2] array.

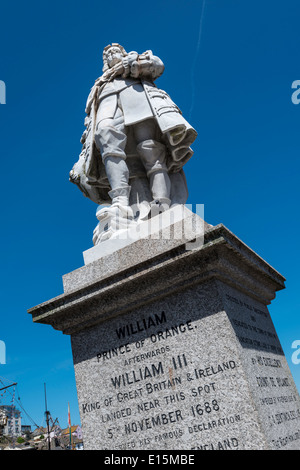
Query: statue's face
[[106, 47, 123, 68]]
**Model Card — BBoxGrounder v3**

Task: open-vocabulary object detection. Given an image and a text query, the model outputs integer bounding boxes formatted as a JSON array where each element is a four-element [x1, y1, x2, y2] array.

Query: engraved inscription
[[76, 296, 300, 450]]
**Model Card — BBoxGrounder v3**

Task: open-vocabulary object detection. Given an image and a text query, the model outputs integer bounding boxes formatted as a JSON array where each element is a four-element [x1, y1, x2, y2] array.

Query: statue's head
[[102, 43, 127, 72]]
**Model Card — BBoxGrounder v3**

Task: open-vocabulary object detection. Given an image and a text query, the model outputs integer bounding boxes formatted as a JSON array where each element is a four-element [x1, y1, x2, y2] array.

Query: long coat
[[70, 71, 197, 205]]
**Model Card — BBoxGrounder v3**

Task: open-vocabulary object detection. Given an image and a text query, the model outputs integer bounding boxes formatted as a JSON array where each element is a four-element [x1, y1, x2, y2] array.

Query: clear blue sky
[[0, 0, 299, 430]]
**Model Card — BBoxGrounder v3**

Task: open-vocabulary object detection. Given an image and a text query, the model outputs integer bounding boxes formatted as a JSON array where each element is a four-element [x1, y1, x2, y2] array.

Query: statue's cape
[[70, 79, 197, 205]]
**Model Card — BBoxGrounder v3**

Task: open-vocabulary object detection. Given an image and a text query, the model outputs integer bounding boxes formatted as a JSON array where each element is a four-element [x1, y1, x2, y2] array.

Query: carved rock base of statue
[[28, 207, 300, 450], [90, 170, 190, 246]]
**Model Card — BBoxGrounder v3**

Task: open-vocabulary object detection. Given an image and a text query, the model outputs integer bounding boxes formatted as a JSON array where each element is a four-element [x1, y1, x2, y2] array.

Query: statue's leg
[[134, 120, 171, 217], [93, 104, 135, 243], [95, 105, 131, 209]]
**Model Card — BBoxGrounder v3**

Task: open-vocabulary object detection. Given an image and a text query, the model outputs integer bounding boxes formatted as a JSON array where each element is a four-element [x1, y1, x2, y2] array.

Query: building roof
[[61, 425, 80, 435], [32, 426, 47, 436], [0, 405, 21, 416]]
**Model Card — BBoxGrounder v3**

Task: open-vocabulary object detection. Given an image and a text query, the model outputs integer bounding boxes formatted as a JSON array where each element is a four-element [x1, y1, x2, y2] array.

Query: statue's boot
[[137, 140, 171, 219], [93, 186, 135, 244], [97, 186, 133, 221]]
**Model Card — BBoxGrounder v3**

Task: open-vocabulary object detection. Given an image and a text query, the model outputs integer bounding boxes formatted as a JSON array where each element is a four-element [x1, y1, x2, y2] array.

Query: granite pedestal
[[28, 206, 300, 450]]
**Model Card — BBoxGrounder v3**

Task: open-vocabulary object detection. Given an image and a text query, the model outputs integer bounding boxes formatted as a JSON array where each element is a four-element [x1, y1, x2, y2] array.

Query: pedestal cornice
[[28, 222, 285, 335]]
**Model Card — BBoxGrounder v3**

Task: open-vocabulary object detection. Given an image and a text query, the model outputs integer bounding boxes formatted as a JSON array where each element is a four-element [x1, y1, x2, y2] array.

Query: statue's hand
[[130, 54, 164, 80], [130, 60, 140, 78]]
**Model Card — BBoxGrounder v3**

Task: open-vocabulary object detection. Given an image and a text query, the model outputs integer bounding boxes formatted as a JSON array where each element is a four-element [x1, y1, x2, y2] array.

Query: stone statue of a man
[[70, 43, 197, 244]]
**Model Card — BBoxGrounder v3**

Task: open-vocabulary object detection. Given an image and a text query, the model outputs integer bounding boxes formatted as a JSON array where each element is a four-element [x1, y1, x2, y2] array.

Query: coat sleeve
[[130, 50, 165, 81]]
